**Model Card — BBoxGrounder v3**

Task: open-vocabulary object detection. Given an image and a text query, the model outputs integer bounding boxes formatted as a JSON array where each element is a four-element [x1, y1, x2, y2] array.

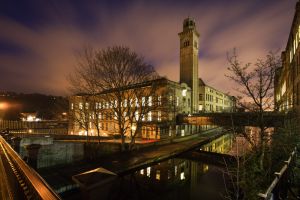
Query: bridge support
[[25, 144, 41, 169]]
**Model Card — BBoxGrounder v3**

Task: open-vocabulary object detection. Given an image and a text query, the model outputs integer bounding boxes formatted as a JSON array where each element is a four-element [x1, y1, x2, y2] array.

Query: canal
[[14, 131, 246, 200]]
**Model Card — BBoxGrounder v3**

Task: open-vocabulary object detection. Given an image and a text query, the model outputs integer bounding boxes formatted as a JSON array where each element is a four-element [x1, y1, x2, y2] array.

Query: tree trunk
[[121, 134, 126, 152]]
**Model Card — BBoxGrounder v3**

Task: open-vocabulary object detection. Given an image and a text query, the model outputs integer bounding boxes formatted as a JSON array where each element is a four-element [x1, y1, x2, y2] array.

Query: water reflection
[[93, 158, 232, 200], [201, 134, 233, 154]]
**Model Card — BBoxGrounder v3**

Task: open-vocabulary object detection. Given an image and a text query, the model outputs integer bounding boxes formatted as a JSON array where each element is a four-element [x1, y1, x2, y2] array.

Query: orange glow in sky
[[0, 102, 9, 110]]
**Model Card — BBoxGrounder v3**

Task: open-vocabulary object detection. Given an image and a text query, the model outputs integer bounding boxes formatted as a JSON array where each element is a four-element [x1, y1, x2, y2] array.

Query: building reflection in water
[[85, 134, 238, 200], [96, 157, 233, 200], [200, 134, 233, 154]]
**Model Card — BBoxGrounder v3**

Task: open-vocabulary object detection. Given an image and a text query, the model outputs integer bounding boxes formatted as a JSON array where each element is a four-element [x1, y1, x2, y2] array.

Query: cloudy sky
[[0, 0, 297, 95]]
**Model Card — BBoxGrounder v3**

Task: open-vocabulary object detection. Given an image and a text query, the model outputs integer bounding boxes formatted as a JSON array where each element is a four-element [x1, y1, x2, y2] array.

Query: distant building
[[69, 18, 235, 138], [20, 112, 41, 122], [198, 78, 236, 112], [275, 1, 300, 114]]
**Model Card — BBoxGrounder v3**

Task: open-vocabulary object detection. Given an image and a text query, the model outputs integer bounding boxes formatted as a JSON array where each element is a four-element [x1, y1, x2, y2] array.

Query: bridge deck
[[178, 112, 285, 126]]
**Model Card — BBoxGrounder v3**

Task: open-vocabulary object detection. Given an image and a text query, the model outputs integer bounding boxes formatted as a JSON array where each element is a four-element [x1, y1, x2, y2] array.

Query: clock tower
[[178, 18, 199, 113]]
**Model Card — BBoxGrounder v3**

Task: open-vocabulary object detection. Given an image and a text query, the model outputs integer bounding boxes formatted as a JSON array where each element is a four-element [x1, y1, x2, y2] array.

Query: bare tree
[[68, 48, 104, 142], [70, 46, 162, 151], [69, 95, 91, 141], [95, 46, 163, 151], [226, 49, 281, 170]]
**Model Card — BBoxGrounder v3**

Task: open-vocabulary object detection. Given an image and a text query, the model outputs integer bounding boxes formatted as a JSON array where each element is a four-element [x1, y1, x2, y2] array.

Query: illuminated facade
[[69, 78, 194, 139], [179, 18, 199, 113], [198, 78, 235, 112], [69, 18, 235, 138], [275, 1, 300, 114]]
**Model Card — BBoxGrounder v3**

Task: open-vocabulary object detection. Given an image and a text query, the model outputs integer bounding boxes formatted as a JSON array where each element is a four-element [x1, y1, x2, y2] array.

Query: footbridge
[[177, 112, 285, 127]]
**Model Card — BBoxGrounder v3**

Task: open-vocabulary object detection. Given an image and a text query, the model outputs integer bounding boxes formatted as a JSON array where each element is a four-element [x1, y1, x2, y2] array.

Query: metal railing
[[0, 135, 61, 200], [257, 147, 297, 199]]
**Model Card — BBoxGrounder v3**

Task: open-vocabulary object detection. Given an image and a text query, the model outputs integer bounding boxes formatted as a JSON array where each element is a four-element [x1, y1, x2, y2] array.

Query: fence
[[0, 120, 68, 134], [257, 147, 297, 199], [0, 135, 61, 200]]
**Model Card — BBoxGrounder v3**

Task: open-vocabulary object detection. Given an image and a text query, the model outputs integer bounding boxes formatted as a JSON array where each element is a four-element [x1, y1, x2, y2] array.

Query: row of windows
[[182, 40, 198, 48], [205, 94, 213, 102], [290, 25, 300, 63], [72, 95, 188, 111], [72, 96, 157, 110], [80, 111, 162, 122]]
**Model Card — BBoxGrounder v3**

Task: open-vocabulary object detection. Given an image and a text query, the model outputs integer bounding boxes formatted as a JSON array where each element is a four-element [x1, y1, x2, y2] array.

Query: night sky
[[0, 0, 297, 95]]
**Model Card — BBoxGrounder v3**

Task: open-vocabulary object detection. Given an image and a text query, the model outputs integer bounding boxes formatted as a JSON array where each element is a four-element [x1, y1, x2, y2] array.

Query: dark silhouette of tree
[[226, 48, 281, 170], [69, 46, 161, 151]]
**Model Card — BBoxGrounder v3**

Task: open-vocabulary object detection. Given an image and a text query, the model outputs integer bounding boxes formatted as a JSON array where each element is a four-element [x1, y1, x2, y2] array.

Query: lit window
[[176, 97, 179, 106], [135, 99, 139, 107], [158, 111, 161, 121], [71, 103, 74, 110], [147, 167, 151, 177], [281, 81, 286, 96], [158, 96, 162, 105], [148, 96, 152, 106], [175, 166, 177, 175], [129, 99, 133, 106], [79, 102, 83, 110], [180, 172, 185, 180], [85, 103, 89, 109], [124, 99, 127, 107], [182, 89, 187, 96], [156, 170, 160, 180], [135, 111, 139, 121], [142, 97, 145, 106], [140, 169, 144, 175], [148, 111, 152, 121]]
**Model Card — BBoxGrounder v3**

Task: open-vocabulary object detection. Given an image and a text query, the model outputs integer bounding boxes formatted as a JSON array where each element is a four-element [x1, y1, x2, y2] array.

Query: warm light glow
[[156, 170, 160, 180], [0, 102, 9, 110], [180, 172, 185, 180], [147, 167, 151, 177], [131, 124, 136, 131]]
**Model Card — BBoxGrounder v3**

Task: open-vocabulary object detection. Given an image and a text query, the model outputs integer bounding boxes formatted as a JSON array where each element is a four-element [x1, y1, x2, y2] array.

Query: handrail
[[0, 135, 61, 200], [257, 147, 297, 199]]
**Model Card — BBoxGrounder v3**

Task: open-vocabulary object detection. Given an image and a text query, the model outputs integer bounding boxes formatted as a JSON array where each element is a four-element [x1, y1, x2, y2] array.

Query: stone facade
[[198, 78, 236, 112], [69, 78, 194, 139], [178, 18, 199, 113], [275, 1, 300, 115]]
